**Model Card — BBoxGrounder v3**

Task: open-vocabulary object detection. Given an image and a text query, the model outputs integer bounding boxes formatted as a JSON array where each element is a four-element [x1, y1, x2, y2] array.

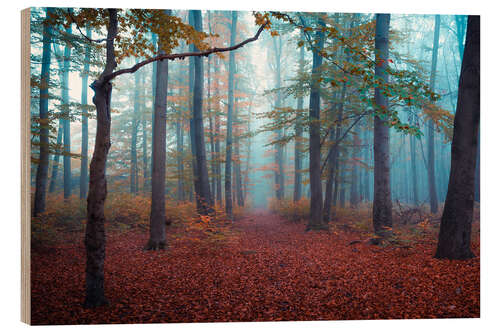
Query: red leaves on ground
[[31, 212, 479, 324]]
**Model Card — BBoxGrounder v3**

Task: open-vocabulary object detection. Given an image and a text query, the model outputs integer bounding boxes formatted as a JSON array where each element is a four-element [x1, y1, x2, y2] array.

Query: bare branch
[[103, 23, 268, 83]]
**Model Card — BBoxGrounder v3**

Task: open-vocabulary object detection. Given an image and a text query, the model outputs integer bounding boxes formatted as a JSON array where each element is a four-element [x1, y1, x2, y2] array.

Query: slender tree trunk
[[324, 83, 347, 222], [273, 36, 285, 200], [176, 97, 185, 201], [215, 62, 222, 205], [190, 10, 214, 215], [339, 160, 346, 209], [63, 23, 72, 199], [234, 100, 244, 207], [350, 127, 360, 208], [130, 72, 140, 194], [427, 14, 440, 214], [409, 113, 419, 205], [80, 27, 91, 199], [34, 7, 53, 216], [146, 10, 171, 250], [306, 18, 326, 231], [363, 121, 370, 201], [435, 15, 479, 260], [293, 43, 305, 202], [84, 9, 117, 308], [141, 71, 148, 193], [207, 12, 216, 200], [224, 11, 237, 218], [372, 14, 393, 236], [49, 119, 62, 193]]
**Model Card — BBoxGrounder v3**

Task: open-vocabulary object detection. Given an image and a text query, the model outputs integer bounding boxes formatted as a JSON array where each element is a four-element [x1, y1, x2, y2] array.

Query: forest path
[[30, 211, 480, 324]]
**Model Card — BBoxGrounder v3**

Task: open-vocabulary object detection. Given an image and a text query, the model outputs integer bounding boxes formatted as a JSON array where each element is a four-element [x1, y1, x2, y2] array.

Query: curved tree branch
[[103, 22, 268, 83]]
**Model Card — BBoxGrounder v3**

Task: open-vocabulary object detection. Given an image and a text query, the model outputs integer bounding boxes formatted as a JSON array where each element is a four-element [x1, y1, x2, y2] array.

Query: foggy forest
[[29, 7, 479, 324]]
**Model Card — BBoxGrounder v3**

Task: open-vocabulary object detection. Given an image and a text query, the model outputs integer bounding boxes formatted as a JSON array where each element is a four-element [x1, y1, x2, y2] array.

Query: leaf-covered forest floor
[[31, 209, 479, 325]]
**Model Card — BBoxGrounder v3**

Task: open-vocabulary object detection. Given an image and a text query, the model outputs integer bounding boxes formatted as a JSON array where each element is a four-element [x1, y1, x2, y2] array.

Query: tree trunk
[[372, 13, 393, 236], [224, 11, 237, 219], [146, 10, 171, 250], [215, 71, 222, 205], [63, 23, 72, 199], [34, 7, 53, 216], [350, 128, 360, 208], [293, 42, 305, 202], [273, 36, 285, 200], [306, 18, 326, 231], [141, 71, 148, 193], [84, 8, 117, 308], [435, 15, 479, 260], [130, 71, 139, 194], [48, 119, 62, 193], [80, 27, 91, 199], [176, 97, 185, 201], [190, 10, 214, 215], [234, 100, 244, 207], [427, 14, 440, 214], [474, 130, 480, 202], [409, 113, 419, 205]]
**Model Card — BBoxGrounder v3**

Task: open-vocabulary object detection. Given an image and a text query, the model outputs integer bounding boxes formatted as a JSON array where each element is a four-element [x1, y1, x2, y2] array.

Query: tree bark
[[224, 11, 237, 219], [49, 119, 63, 193], [84, 8, 117, 308], [273, 36, 285, 200], [409, 113, 419, 205], [190, 10, 214, 215], [293, 42, 305, 202], [306, 18, 326, 231], [80, 27, 91, 199], [372, 13, 393, 236], [146, 10, 171, 250], [34, 7, 54, 216], [234, 99, 244, 207], [427, 14, 440, 214], [63, 23, 73, 199], [435, 15, 479, 260], [130, 71, 139, 194]]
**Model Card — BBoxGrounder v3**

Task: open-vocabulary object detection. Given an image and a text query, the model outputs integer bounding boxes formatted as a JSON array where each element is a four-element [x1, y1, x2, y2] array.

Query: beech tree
[[33, 7, 54, 216], [306, 17, 326, 231], [224, 11, 238, 219], [427, 15, 440, 214], [435, 15, 479, 260], [372, 13, 392, 236], [48, 8, 268, 307]]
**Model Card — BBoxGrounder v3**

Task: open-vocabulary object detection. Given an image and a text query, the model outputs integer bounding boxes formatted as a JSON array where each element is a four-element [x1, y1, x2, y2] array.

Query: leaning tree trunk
[[146, 10, 171, 250], [80, 27, 91, 199], [372, 13, 393, 236], [224, 11, 237, 219], [427, 14, 440, 214], [306, 18, 326, 231], [84, 8, 117, 308], [435, 15, 479, 260], [33, 7, 53, 216]]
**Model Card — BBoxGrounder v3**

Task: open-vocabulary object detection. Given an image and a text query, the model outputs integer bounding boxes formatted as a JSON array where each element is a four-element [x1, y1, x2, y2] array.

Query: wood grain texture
[[21, 7, 31, 325]]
